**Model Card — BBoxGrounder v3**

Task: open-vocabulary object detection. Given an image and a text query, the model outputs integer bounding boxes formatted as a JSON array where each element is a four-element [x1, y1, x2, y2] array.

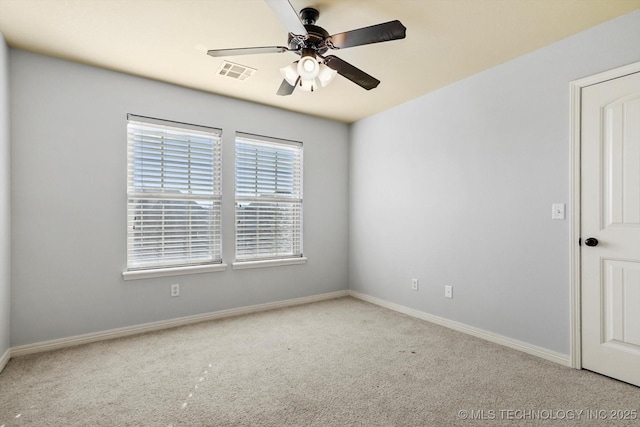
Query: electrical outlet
[[411, 279, 419, 291], [171, 284, 180, 297], [445, 285, 453, 299]]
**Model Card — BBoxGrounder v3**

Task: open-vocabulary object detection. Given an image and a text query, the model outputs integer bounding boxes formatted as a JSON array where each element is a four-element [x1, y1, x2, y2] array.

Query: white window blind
[[127, 114, 222, 270], [235, 133, 303, 262]]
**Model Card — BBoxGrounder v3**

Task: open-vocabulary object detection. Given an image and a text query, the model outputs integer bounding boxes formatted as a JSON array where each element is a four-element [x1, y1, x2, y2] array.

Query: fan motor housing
[[288, 24, 329, 55], [287, 8, 329, 55]]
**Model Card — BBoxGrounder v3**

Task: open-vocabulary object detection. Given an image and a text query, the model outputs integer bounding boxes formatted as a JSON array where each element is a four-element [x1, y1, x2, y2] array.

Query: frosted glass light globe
[[297, 56, 319, 80]]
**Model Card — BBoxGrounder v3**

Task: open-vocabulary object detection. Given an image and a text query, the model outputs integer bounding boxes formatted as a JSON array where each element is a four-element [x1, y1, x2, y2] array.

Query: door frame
[[569, 61, 640, 369]]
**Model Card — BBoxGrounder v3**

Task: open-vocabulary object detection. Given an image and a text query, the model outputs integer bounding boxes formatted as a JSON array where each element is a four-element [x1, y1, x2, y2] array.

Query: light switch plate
[[552, 203, 565, 220]]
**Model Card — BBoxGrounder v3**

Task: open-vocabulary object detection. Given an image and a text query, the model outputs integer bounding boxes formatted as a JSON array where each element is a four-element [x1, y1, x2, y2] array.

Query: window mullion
[[160, 131, 166, 263], [187, 136, 192, 260]]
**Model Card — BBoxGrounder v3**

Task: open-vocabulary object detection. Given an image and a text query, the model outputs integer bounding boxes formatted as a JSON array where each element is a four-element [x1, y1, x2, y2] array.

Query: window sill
[[122, 263, 227, 281], [232, 257, 307, 270]]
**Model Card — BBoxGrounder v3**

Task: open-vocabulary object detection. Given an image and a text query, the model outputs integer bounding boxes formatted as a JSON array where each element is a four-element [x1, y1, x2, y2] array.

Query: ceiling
[[0, 0, 638, 123]]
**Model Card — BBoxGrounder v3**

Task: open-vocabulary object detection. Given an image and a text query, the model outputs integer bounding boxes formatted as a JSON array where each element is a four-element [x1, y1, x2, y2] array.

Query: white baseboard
[[349, 290, 571, 367], [0, 347, 10, 373], [9, 290, 350, 358], [4, 290, 570, 369]]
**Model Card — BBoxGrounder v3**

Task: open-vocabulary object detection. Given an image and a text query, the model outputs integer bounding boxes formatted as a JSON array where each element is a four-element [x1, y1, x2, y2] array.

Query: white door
[[581, 71, 640, 386]]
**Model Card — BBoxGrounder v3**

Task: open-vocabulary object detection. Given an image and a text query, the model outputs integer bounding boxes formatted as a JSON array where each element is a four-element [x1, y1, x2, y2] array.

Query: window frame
[[233, 132, 305, 268], [123, 114, 226, 280]]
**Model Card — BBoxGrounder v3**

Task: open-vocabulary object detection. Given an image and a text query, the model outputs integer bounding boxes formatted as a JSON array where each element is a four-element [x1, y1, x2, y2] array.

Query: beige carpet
[[0, 297, 638, 426]]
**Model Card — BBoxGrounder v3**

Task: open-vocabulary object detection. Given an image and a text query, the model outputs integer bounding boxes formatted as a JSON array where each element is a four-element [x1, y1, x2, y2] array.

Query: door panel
[[602, 259, 640, 350], [603, 94, 640, 227], [581, 71, 640, 387]]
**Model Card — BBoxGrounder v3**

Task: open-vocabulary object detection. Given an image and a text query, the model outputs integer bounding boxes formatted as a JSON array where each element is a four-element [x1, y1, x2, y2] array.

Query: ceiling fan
[[207, 0, 406, 95]]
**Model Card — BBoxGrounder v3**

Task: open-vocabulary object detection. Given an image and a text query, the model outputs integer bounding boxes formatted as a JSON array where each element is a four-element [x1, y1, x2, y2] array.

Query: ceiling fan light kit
[[207, 0, 406, 96], [280, 60, 336, 93]]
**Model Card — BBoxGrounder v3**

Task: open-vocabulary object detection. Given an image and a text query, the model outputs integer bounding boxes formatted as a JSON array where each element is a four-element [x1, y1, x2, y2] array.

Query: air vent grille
[[217, 61, 256, 81]]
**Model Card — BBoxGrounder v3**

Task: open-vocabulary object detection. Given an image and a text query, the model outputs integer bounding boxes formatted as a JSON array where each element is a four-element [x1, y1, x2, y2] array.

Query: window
[[126, 114, 223, 274], [235, 132, 303, 264]]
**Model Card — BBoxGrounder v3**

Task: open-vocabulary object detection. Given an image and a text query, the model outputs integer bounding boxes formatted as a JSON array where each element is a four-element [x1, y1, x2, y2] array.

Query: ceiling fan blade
[[323, 55, 380, 90], [207, 46, 289, 57], [328, 20, 406, 49], [277, 77, 299, 96], [264, 0, 308, 36]]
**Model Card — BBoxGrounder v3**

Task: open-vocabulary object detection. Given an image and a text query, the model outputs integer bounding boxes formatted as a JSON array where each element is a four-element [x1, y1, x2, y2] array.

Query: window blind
[[235, 132, 303, 262], [127, 114, 222, 270]]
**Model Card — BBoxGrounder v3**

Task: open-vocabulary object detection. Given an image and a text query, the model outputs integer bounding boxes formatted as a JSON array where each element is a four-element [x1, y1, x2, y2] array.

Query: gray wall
[[10, 50, 349, 346], [349, 10, 640, 355], [0, 34, 10, 357]]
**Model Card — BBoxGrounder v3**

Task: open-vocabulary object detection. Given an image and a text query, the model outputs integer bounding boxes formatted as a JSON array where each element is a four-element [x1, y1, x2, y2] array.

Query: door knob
[[584, 238, 599, 247]]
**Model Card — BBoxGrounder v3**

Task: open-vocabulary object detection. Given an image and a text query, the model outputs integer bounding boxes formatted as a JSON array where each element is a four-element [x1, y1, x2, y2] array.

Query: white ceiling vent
[[217, 61, 256, 81]]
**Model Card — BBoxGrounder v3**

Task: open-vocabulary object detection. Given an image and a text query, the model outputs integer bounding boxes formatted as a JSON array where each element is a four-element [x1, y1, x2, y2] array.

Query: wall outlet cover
[[171, 284, 180, 297], [445, 285, 453, 299]]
